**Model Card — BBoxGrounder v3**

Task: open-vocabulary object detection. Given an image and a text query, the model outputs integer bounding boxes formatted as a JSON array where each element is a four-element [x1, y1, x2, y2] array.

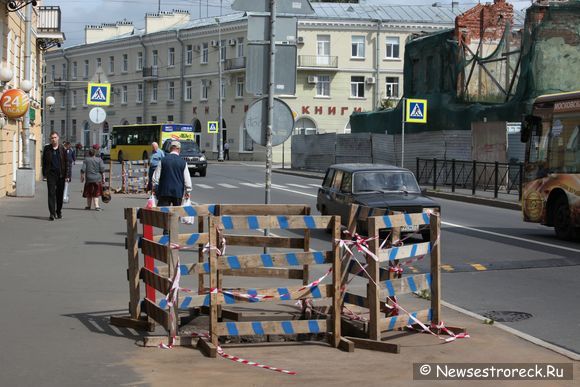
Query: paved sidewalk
[[0, 170, 576, 386]]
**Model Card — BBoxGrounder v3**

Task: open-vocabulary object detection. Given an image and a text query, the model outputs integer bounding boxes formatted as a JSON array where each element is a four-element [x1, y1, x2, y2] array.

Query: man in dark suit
[[42, 131, 70, 220], [151, 140, 192, 206]]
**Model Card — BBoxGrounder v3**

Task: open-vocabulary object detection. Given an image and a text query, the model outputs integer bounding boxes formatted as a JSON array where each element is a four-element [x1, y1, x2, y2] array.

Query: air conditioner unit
[[297, 36, 305, 44], [210, 40, 219, 47], [228, 39, 237, 46], [193, 44, 201, 52], [366, 77, 376, 84], [307, 75, 317, 84]]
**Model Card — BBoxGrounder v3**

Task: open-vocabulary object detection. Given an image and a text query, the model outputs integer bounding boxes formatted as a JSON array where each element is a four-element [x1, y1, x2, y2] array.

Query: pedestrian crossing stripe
[[208, 121, 219, 134], [405, 98, 427, 123], [218, 183, 237, 188], [86, 83, 111, 106]]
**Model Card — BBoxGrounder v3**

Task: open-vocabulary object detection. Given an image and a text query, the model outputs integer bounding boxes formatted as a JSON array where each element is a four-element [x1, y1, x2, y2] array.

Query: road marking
[[271, 184, 285, 188], [269, 186, 318, 197], [218, 183, 237, 189], [441, 264, 454, 272], [308, 184, 321, 188], [442, 221, 580, 254], [471, 263, 487, 271], [287, 183, 312, 189], [195, 184, 214, 189], [240, 182, 261, 188]]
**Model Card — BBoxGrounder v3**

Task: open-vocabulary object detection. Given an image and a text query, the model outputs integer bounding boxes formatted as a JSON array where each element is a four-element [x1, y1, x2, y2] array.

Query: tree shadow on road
[[62, 309, 151, 345]]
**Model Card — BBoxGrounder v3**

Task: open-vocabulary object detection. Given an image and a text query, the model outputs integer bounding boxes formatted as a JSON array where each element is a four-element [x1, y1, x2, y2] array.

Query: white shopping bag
[[181, 198, 195, 225], [63, 182, 70, 203], [146, 194, 157, 209]]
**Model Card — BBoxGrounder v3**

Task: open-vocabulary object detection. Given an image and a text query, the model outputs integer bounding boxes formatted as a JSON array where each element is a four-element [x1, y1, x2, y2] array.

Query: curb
[[424, 190, 521, 211], [273, 168, 325, 179]]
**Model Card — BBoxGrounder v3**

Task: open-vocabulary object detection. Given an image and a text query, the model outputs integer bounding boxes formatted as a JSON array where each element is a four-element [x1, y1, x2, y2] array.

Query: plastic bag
[[146, 194, 157, 209], [181, 198, 195, 225], [63, 182, 70, 203]]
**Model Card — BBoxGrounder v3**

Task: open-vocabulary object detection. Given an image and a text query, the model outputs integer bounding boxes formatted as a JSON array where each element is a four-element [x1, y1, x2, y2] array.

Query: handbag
[[63, 182, 70, 203]]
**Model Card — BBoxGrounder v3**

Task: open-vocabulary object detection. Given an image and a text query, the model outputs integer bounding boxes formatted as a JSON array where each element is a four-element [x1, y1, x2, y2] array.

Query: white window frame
[[186, 45, 193, 65], [83, 90, 88, 106], [200, 80, 208, 101], [61, 63, 66, 79], [220, 81, 226, 100], [83, 60, 89, 78], [236, 77, 244, 98], [72, 61, 77, 79], [136, 52, 143, 70], [237, 37, 244, 58], [96, 57, 101, 69], [351, 36, 365, 58], [185, 80, 192, 100], [385, 76, 399, 98], [50, 64, 55, 81], [108, 56, 114, 74], [71, 90, 77, 107], [122, 54, 128, 72], [168, 81, 175, 101], [168, 47, 175, 67], [350, 76, 365, 98], [201, 43, 209, 64], [152, 50, 158, 67], [316, 74, 330, 97], [151, 83, 158, 102], [121, 85, 128, 104], [136, 84, 143, 103], [385, 36, 400, 59]]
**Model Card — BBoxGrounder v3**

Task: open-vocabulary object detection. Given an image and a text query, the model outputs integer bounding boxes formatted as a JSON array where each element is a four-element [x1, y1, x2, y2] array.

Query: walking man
[[42, 131, 70, 220], [147, 141, 164, 192], [223, 141, 230, 160], [152, 141, 192, 206]]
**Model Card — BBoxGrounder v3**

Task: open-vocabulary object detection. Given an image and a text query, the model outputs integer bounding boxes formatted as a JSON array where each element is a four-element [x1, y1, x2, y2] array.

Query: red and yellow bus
[[110, 123, 197, 162], [521, 91, 580, 240]]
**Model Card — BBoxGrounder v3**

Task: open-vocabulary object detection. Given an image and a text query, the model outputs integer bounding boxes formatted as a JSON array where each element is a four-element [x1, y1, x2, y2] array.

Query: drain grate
[[482, 311, 533, 322]]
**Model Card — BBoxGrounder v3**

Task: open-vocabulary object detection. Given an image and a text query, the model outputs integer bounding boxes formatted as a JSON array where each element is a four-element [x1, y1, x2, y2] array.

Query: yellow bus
[[110, 123, 197, 162], [521, 91, 580, 240]]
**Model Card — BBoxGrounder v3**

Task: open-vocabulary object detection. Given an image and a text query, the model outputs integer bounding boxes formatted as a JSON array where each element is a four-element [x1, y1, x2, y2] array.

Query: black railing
[[224, 57, 246, 71], [142, 66, 158, 79], [416, 158, 524, 201]]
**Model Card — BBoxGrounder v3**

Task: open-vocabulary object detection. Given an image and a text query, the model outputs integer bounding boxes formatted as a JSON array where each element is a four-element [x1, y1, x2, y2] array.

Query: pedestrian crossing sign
[[208, 121, 219, 134], [405, 98, 427, 123], [86, 83, 111, 106]]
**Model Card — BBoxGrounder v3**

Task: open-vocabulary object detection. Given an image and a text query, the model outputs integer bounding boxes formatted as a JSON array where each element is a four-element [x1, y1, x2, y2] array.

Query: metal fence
[[416, 158, 524, 200]]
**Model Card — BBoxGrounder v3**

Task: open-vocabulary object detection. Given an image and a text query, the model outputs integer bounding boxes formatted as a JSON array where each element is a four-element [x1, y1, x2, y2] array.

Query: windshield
[[180, 141, 201, 153], [353, 171, 421, 194]]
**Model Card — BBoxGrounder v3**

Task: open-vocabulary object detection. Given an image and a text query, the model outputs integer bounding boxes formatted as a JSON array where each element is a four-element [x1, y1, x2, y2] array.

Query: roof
[[329, 163, 410, 173]]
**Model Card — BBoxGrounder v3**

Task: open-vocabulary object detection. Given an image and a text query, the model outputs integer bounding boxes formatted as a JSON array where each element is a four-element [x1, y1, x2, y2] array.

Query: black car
[[162, 139, 207, 177], [316, 164, 440, 240]]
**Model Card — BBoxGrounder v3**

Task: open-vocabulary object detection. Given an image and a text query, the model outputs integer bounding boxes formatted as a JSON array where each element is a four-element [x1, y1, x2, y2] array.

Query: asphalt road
[[0, 161, 577, 386]]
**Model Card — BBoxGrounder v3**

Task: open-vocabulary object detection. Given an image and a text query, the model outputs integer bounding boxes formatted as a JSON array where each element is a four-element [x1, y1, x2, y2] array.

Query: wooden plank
[[215, 251, 332, 270], [141, 239, 171, 264], [151, 204, 218, 217], [198, 215, 205, 294], [218, 215, 333, 230], [377, 242, 431, 263], [139, 208, 170, 229], [221, 268, 304, 280], [379, 309, 431, 332], [208, 217, 219, 347], [225, 235, 305, 249], [198, 337, 218, 358], [219, 204, 309, 215], [379, 273, 432, 298], [143, 335, 200, 348], [168, 211, 180, 340], [143, 298, 170, 330], [338, 337, 355, 352], [153, 232, 209, 247], [343, 292, 369, 308], [346, 204, 387, 234], [140, 267, 172, 295], [367, 217, 381, 341], [331, 216, 342, 348], [110, 316, 155, 331], [373, 212, 431, 229], [215, 284, 333, 304], [345, 336, 400, 354], [124, 208, 141, 319], [303, 207, 311, 286], [216, 319, 328, 336], [430, 213, 441, 325]]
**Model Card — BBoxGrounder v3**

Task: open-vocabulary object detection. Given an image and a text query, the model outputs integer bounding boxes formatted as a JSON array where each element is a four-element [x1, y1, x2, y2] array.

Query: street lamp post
[[216, 0, 224, 162]]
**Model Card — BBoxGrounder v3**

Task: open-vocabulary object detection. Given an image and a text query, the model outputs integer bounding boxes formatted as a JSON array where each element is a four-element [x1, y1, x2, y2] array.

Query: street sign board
[[247, 43, 297, 96], [244, 97, 295, 146], [232, 0, 315, 14], [247, 15, 297, 43], [207, 121, 219, 134], [405, 98, 427, 123], [89, 107, 107, 124], [506, 122, 521, 134], [87, 83, 110, 106]]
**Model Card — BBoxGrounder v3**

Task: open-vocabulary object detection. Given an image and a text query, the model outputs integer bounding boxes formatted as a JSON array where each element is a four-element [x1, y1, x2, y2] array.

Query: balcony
[[142, 66, 158, 80], [37, 6, 65, 50], [298, 55, 338, 69], [224, 57, 246, 71]]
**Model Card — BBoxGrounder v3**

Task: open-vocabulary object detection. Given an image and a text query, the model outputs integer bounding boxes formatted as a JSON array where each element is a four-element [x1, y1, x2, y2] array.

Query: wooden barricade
[[122, 160, 149, 193], [341, 208, 465, 352], [207, 213, 351, 354]]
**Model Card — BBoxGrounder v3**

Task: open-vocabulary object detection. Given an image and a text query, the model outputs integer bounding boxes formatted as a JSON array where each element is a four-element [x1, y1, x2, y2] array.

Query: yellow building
[[0, 2, 64, 197]]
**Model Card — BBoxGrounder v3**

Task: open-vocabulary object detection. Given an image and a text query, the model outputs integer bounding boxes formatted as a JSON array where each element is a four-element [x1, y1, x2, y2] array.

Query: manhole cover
[[482, 311, 533, 322]]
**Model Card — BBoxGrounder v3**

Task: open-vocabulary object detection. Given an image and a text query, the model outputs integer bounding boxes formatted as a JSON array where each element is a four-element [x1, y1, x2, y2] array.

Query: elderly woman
[[81, 148, 106, 211]]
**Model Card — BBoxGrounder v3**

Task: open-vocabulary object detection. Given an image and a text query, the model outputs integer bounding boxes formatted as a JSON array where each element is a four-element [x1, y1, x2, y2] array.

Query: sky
[[44, 0, 532, 47]]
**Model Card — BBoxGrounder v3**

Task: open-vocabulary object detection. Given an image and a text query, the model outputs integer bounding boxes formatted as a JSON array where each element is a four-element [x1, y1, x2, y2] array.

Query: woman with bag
[[80, 148, 106, 211]]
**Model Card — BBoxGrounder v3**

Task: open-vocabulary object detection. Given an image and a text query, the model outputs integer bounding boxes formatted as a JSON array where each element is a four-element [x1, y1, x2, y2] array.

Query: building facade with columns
[[0, 2, 63, 198], [44, 3, 468, 162]]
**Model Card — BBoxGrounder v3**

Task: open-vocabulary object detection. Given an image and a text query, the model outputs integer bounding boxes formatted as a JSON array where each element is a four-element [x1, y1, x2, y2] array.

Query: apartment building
[[0, 3, 64, 197], [44, 3, 468, 162]]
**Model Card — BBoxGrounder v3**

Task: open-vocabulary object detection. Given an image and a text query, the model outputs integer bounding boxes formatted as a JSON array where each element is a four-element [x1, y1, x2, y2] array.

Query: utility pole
[[265, 0, 276, 205], [217, 0, 224, 162], [22, 3, 32, 168]]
